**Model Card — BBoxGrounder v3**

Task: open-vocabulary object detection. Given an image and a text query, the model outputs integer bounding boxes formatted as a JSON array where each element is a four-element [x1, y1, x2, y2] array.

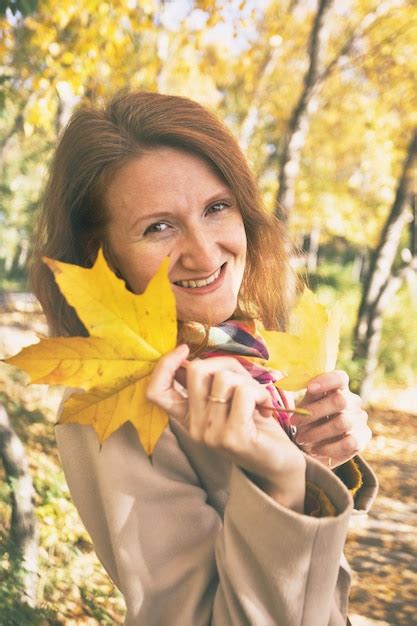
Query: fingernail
[[308, 382, 321, 393], [295, 438, 307, 446]]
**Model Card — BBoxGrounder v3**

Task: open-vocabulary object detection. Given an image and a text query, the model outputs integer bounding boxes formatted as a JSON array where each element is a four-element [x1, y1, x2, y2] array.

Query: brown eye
[[208, 202, 229, 214], [144, 222, 170, 235]]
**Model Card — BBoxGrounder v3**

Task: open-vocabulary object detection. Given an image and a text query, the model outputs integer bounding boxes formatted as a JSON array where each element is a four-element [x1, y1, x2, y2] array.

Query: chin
[[178, 304, 237, 326]]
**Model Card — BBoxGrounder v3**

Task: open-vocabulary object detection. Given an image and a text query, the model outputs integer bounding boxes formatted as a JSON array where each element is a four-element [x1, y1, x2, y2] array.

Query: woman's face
[[105, 147, 247, 325]]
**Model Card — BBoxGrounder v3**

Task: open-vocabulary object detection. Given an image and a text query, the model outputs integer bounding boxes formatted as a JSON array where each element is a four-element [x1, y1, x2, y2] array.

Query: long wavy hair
[[30, 90, 295, 341]]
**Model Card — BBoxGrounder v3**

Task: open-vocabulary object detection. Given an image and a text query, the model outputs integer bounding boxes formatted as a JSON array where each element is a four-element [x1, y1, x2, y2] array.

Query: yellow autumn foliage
[[259, 288, 342, 391], [6, 250, 177, 454]]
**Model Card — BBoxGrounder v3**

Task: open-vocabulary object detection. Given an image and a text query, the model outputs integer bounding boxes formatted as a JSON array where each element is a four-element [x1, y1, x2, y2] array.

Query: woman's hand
[[146, 344, 307, 512], [293, 370, 372, 469]]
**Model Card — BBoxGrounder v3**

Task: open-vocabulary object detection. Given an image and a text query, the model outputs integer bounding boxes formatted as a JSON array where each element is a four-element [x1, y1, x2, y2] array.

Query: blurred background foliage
[[0, 0, 416, 623], [1, 0, 416, 387]]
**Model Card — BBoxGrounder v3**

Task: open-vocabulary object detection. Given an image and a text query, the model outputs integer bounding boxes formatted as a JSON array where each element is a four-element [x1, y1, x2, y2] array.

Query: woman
[[31, 90, 377, 625]]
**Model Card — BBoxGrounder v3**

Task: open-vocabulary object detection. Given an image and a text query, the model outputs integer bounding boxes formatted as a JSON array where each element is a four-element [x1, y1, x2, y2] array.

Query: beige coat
[[55, 416, 378, 626]]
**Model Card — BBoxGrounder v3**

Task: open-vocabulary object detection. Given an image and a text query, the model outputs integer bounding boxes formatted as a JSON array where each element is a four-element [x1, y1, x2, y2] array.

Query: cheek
[[231, 219, 247, 263], [113, 248, 159, 295], [126, 268, 152, 294]]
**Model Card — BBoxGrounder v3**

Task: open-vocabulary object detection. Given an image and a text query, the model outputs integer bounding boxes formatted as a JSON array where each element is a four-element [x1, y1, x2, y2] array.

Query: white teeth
[[176, 267, 221, 288]]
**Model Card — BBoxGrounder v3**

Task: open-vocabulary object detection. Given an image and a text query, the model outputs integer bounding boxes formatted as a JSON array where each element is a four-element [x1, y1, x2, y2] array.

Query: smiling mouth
[[174, 263, 226, 289]]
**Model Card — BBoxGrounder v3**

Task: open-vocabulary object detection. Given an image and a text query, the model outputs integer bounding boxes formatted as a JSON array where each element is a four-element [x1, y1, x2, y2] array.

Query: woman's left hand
[[291, 370, 372, 470]]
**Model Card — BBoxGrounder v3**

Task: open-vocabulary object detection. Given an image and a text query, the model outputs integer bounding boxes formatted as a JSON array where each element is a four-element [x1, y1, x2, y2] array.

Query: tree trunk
[[355, 129, 417, 345], [239, 45, 282, 154], [359, 256, 417, 402], [0, 404, 38, 607], [410, 193, 416, 257], [306, 224, 321, 274], [275, 0, 333, 221], [351, 250, 366, 283], [9, 243, 24, 276], [353, 129, 417, 400]]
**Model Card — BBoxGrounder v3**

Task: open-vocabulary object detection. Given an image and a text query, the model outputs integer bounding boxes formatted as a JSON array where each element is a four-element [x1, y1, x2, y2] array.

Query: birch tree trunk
[[275, 0, 333, 221], [354, 129, 417, 401], [0, 404, 38, 607], [239, 45, 282, 154], [358, 256, 417, 402], [351, 250, 366, 283]]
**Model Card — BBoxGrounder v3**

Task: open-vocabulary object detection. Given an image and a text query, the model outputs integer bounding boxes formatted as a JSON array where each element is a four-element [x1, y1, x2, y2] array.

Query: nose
[[176, 227, 221, 272]]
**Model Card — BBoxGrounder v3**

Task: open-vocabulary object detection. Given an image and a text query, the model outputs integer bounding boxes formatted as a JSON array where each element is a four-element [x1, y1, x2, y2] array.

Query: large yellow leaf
[[59, 375, 168, 450], [258, 288, 342, 391], [43, 249, 175, 355], [6, 335, 155, 389], [5, 250, 177, 454]]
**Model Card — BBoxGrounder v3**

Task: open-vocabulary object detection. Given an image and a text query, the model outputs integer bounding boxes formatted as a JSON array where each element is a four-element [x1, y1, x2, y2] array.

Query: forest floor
[[0, 307, 416, 625], [346, 407, 417, 626]]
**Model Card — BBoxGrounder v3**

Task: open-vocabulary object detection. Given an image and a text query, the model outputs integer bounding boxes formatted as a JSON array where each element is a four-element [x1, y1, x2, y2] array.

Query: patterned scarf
[[184, 319, 294, 439]]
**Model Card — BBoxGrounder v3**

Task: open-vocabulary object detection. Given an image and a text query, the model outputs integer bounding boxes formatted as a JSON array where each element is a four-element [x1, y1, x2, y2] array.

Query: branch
[[362, 129, 417, 310], [0, 110, 24, 150], [319, 8, 415, 84], [375, 254, 417, 316], [302, 0, 333, 100]]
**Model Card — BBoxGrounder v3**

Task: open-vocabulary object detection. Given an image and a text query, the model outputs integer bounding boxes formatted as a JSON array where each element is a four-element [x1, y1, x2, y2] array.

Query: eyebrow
[[130, 188, 235, 230]]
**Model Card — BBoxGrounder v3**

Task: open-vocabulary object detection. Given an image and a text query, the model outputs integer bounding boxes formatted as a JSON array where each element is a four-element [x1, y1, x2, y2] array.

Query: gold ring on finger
[[207, 395, 229, 403]]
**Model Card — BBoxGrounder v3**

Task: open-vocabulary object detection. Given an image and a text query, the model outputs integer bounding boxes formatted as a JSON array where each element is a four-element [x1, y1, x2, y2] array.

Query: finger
[[302, 370, 350, 404], [186, 357, 251, 438], [209, 369, 273, 410], [309, 425, 372, 460], [295, 410, 358, 446], [146, 344, 190, 419], [227, 383, 275, 432], [211, 369, 274, 419], [204, 383, 273, 451], [204, 370, 272, 439], [203, 396, 232, 447], [191, 355, 253, 378], [174, 359, 189, 388], [203, 370, 238, 438], [211, 385, 269, 454], [292, 388, 349, 427], [147, 344, 189, 397]]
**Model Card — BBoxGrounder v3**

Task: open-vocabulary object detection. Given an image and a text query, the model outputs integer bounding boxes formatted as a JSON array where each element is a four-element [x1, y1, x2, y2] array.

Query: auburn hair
[[30, 90, 295, 339]]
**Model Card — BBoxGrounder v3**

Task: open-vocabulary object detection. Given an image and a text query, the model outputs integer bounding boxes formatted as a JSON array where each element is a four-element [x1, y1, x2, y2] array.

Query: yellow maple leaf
[[258, 288, 342, 391], [5, 250, 177, 454]]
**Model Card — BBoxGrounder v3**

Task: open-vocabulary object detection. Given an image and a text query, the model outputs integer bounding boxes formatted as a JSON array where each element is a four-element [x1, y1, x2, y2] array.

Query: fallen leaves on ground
[[345, 408, 417, 626]]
